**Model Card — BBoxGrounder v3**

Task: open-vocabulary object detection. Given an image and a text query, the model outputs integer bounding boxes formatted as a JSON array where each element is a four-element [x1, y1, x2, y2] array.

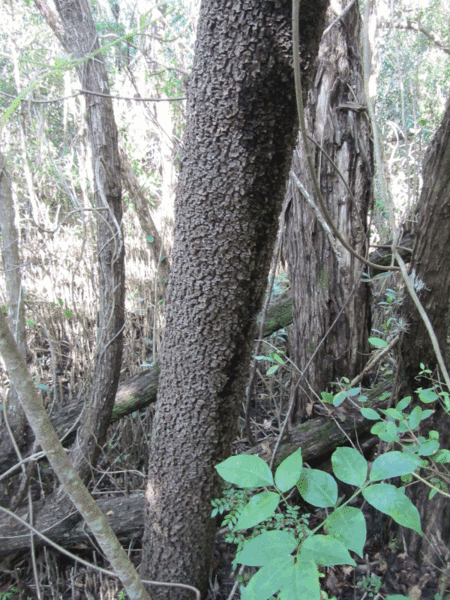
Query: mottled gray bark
[[400, 95, 450, 567], [141, 0, 329, 597], [285, 0, 372, 420], [50, 0, 125, 482], [0, 152, 27, 462]]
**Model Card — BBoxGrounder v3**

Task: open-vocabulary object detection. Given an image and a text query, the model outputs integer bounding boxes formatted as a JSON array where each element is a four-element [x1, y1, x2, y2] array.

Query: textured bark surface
[[400, 97, 450, 566], [0, 288, 292, 478], [52, 0, 125, 482], [141, 0, 328, 597], [0, 384, 388, 557], [0, 152, 27, 463], [285, 0, 372, 420]]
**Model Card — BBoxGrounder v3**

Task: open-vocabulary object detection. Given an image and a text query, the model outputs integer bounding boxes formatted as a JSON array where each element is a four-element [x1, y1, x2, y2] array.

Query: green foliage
[[212, 438, 422, 600]]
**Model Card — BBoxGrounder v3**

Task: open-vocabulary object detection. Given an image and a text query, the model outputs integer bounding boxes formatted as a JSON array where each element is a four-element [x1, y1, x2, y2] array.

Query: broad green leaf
[[370, 451, 422, 481], [362, 484, 422, 535], [371, 421, 387, 435], [326, 507, 367, 557], [267, 365, 279, 376], [234, 491, 280, 531], [415, 439, 439, 456], [361, 408, 381, 420], [272, 353, 285, 365], [235, 531, 297, 567], [421, 409, 434, 421], [378, 420, 399, 443], [333, 391, 347, 407], [396, 397, 411, 411], [300, 535, 356, 566], [382, 408, 404, 420], [369, 337, 388, 348], [408, 406, 422, 429], [347, 387, 361, 397], [279, 559, 320, 600], [275, 447, 303, 492], [297, 469, 337, 508], [418, 388, 439, 403], [434, 449, 450, 463], [215, 455, 273, 488], [240, 556, 294, 600], [321, 391, 334, 404], [332, 447, 367, 487]]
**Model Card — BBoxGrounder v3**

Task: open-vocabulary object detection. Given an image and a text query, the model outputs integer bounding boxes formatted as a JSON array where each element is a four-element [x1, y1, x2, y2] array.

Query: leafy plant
[[213, 446, 421, 600]]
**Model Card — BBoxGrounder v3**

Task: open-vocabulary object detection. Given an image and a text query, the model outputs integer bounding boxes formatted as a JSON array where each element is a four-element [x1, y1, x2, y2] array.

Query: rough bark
[[400, 96, 450, 566], [285, 0, 373, 421], [141, 0, 329, 597], [0, 385, 388, 557], [50, 0, 126, 482], [0, 287, 295, 479]]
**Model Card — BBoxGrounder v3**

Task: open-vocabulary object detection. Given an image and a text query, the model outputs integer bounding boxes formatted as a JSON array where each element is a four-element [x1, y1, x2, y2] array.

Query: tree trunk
[[141, 0, 329, 597], [0, 384, 388, 557], [285, 0, 372, 421], [51, 0, 125, 482], [400, 95, 450, 567], [0, 151, 27, 462]]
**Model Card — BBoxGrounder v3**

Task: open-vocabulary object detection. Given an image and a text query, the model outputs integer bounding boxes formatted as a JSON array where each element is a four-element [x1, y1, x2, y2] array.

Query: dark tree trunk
[[285, 0, 372, 421], [0, 383, 388, 557], [400, 96, 450, 568], [141, 0, 329, 597], [51, 0, 125, 482]]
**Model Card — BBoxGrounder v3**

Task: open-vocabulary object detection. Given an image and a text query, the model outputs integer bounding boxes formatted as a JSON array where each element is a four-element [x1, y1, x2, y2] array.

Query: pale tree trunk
[[44, 0, 126, 482], [141, 0, 329, 598], [285, 0, 372, 421], [0, 151, 27, 469], [400, 96, 450, 569]]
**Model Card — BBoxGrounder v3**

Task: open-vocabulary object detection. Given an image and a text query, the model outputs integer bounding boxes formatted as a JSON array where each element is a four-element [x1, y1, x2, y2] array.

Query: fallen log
[[0, 386, 388, 556]]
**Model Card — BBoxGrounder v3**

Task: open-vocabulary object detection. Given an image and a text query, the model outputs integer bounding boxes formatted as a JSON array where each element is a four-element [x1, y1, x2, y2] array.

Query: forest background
[[1, 0, 450, 599]]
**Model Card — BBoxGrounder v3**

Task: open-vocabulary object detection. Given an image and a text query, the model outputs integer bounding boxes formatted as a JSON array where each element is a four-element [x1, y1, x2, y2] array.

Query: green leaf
[[326, 507, 366, 557], [215, 455, 274, 488], [275, 447, 303, 492], [267, 365, 279, 376], [332, 448, 367, 487], [382, 408, 404, 420], [418, 388, 439, 403], [371, 421, 387, 435], [378, 420, 399, 443], [369, 337, 388, 348], [396, 397, 411, 411], [421, 409, 434, 421], [240, 556, 294, 600], [433, 449, 450, 463], [300, 535, 356, 566], [333, 391, 347, 407], [146, 235, 154, 243], [415, 439, 439, 456], [235, 531, 297, 567], [370, 452, 422, 481], [408, 406, 422, 429], [297, 469, 337, 508], [362, 484, 422, 535], [272, 353, 285, 365], [234, 491, 280, 531], [279, 559, 320, 600], [321, 391, 334, 404], [361, 408, 381, 420]]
